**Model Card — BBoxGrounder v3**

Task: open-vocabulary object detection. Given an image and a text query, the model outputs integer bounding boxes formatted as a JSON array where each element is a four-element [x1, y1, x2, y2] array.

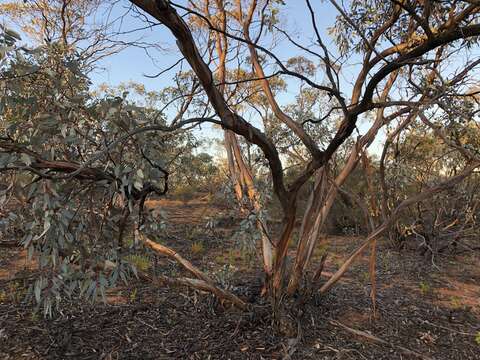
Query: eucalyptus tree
[[128, 0, 480, 312], [380, 115, 480, 256], [188, 0, 275, 276], [0, 0, 128, 70], [0, 23, 211, 314]]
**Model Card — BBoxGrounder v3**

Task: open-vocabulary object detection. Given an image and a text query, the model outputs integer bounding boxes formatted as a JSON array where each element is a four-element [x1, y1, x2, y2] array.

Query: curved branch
[[170, 1, 344, 100], [357, 23, 480, 113], [139, 232, 247, 309]]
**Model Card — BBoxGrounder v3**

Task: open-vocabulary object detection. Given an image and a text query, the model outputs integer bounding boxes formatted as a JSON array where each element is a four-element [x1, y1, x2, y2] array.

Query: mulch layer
[[1, 199, 479, 359]]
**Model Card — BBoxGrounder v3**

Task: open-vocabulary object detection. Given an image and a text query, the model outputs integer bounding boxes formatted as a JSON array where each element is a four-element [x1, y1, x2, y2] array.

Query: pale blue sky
[[3, 0, 478, 156], [91, 1, 341, 96], [87, 0, 348, 154], [1, 0, 351, 155]]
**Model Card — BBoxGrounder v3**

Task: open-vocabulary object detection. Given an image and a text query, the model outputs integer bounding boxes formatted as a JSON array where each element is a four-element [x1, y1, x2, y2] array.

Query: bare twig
[[329, 320, 434, 360]]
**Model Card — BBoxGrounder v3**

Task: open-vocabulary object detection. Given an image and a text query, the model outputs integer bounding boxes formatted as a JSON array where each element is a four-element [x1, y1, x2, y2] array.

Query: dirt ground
[[1, 197, 479, 359]]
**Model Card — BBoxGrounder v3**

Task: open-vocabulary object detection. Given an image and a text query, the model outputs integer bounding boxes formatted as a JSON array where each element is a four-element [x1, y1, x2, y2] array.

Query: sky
[[81, 0, 351, 155], [84, 0, 369, 155], [0, 0, 356, 157], [90, 1, 339, 94], [3, 0, 477, 157]]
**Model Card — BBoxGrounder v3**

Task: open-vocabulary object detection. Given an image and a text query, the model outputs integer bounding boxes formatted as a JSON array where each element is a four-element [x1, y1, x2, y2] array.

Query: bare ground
[[1, 197, 479, 359]]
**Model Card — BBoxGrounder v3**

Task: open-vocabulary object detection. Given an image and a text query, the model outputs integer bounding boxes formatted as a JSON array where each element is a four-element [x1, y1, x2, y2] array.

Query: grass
[[450, 296, 463, 309], [129, 288, 138, 303], [191, 241, 205, 254], [419, 281, 432, 296], [0, 281, 28, 304], [126, 254, 151, 272]]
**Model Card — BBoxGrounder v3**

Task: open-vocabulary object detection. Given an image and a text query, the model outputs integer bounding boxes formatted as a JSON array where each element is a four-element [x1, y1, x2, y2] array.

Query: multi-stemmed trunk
[[129, 0, 480, 313], [224, 130, 273, 275]]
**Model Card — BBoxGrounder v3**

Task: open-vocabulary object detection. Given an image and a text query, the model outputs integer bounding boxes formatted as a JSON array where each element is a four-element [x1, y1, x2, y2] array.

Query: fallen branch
[[319, 161, 480, 294], [420, 320, 477, 336], [141, 271, 247, 309], [329, 320, 434, 360], [369, 239, 377, 317], [138, 232, 212, 283], [138, 232, 247, 309]]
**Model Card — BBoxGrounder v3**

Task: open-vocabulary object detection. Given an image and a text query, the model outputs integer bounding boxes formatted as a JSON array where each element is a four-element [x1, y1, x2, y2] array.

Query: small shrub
[[213, 254, 227, 265], [475, 332, 480, 345], [233, 214, 260, 264], [450, 296, 462, 309], [0, 290, 7, 303], [213, 264, 237, 289], [419, 281, 431, 296], [30, 312, 40, 323], [191, 241, 204, 254], [0, 281, 28, 303], [186, 226, 203, 241], [213, 250, 239, 265], [359, 271, 370, 284], [126, 254, 151, 272], [313, 243, 328, 257], [172, 184, 197, 201]]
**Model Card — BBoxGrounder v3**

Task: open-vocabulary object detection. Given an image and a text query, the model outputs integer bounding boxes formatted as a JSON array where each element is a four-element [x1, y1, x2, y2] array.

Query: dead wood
[[138, 232, 247, 309], [319, 162, 480, 294], [329, 320, 434, 360]]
